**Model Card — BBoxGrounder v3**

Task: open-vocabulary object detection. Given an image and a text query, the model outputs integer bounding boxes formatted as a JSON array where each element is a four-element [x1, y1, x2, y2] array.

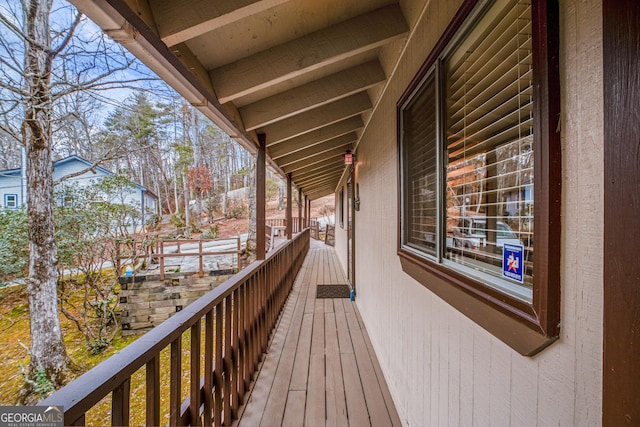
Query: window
[[4, 194, 17, 209], [397, 0, 560, 355]]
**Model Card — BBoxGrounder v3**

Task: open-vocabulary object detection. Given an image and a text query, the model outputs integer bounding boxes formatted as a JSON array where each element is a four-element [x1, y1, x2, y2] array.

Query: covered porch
[[237, 239, 400, 427]]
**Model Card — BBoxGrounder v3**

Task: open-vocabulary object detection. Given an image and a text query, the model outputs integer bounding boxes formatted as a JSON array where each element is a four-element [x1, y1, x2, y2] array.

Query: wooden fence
[[42, 229, 310, 426], [116, 235, 242, 280]]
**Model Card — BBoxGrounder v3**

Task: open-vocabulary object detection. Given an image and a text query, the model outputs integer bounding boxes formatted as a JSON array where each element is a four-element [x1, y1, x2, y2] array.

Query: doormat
[[316, 284, 351, 299]]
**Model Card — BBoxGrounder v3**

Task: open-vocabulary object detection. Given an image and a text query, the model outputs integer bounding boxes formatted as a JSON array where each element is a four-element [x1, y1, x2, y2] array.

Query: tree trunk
[[246, 159, 257, 257], [23, 0, 68, 390], [183, 172, 190, 231]]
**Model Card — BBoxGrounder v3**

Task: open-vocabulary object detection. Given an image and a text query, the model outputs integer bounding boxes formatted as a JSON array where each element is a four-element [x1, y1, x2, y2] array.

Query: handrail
[[157, 236, 242, 279], [42, 229, 310, 426]]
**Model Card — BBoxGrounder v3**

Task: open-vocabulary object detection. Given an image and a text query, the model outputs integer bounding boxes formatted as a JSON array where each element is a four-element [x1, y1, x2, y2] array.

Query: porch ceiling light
[[344, 150, 354, 165]]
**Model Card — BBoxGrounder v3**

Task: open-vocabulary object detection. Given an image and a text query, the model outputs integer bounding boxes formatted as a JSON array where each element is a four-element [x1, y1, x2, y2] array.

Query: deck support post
[[256, 134, 266, 260], [286, 173, 292, 239], [298, 188, 303, 231]]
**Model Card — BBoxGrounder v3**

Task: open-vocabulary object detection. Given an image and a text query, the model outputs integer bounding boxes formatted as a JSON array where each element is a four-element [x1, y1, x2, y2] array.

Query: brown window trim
[[396, 0, 560, 356]]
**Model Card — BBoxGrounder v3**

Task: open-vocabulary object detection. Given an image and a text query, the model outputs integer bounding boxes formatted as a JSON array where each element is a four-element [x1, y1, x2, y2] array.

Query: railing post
[[112, 378, 130, 427], [199, 240, 203, 277], [298, 188, 303, 232], [190, 321, 201, 426], [286, 173, 292, 239], [237, 236, 241, 271], [146, 356, 160, 427], [256, 134, 266, 260], [170, 337, 182, 426]]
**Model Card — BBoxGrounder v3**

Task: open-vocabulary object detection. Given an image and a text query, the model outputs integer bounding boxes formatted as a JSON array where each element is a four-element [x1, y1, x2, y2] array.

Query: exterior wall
[[53, 160, 142, 207], [0, 174, 23, 209], [335, 1, 604, 425]]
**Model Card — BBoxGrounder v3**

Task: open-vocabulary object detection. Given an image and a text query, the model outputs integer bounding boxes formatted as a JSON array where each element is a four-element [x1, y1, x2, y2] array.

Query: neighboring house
[[0, 155, 157, 229]]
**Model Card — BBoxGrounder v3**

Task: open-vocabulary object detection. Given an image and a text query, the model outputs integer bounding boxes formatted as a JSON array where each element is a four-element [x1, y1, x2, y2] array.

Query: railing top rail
[[41, 229, 309, 421]]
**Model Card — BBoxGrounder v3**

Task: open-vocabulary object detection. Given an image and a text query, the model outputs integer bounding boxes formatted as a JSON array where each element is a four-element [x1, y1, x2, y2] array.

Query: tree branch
[[0, 7, 47, 52], [50, 11, 83, 58]]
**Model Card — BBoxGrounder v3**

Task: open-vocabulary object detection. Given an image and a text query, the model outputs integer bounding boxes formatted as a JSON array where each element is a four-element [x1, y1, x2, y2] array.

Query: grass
[[0, 284, 203, 426]]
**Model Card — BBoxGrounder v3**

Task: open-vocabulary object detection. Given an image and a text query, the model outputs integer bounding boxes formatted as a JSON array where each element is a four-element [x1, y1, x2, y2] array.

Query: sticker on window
[[502, 244, 524, 283]]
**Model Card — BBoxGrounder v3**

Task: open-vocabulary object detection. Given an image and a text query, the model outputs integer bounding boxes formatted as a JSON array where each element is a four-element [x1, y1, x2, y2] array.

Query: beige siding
[[334, 0, 604, 425]]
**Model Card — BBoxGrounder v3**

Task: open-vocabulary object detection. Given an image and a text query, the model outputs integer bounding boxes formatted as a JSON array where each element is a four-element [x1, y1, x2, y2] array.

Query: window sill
[[398, 248, 558, 356]]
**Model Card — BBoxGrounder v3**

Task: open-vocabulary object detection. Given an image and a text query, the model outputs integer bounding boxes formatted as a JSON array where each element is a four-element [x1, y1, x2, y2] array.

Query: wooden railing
[[41, 229, 310, 426], [157, 237, 242, 280], [325, 224, 335, 246], [116, 235, 242, 279], [266, 217, 320, 240]]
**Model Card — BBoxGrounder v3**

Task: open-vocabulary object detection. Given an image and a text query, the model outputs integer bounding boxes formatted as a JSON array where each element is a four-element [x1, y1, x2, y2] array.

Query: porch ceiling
[[71, 0, 418, 199]]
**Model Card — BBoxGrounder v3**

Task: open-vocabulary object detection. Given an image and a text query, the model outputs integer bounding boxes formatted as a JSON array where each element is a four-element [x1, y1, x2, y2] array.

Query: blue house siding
[[0, 156, 157, 225], [0, 170, 24, 209]]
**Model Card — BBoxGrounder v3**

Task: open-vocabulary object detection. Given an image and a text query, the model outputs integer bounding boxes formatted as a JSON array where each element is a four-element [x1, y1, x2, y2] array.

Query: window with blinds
[[401, 72, 438, 256], [399, 0, 534, 301], [444, 0, 533, 296]]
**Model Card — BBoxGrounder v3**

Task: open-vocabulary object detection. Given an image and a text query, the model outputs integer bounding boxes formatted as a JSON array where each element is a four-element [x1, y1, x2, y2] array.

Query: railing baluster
[[112, 378, 130, 427], [244, 281, 252, 391], [145, 356, 160, 427], [238, 283, 247, 400], [190, 321, 201, 426], [224, 295, 232, 425], [215, 302, 223, 427], [204, 311, 214, 426], [232, 288, 239, 418], [170, 337, 183, 426]]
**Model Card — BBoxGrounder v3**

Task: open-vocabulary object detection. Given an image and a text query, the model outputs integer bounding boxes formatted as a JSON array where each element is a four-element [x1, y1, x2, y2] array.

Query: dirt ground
[[181, 194, 335, 239]]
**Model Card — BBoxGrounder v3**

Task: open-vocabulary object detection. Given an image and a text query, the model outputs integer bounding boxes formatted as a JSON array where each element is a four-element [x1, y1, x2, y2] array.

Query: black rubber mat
[[316, 284, 351, 299]]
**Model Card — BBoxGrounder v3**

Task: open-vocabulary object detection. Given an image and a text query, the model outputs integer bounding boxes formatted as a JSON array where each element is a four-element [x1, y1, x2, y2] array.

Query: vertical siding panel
[[447, 315, 460, 427], [459, 324, 474, 426], [510, 355, 538, 427], [489, 341, 512, 427], [570, 1, 604, 426], [472, 331, 490, 426]]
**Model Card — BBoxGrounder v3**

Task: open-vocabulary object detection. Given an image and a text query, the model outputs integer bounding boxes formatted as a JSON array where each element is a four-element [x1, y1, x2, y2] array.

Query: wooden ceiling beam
[[296, 169, 342, 187], [281, 147, 347, 173], [306, 190, 335, 200], [151, 0, 291, 47], [240, 60, 385, 130], [297, 172, 343, 189], [260, 92, 371, 145], [276, 135, 354, 167], [210, 4, 408, 103], [291, 165, 344, 185], [304, 184, 338, 198], [284, 155, 343, 176], [267, 117, 362, 158]]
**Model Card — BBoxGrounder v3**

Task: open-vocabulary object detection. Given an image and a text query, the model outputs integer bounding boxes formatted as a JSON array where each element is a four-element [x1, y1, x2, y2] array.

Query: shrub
[[202, 224, 219, 239], [170, 212, 185, 228]]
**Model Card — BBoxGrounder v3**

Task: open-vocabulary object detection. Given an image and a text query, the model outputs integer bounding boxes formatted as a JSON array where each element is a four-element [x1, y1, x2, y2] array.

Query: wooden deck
[[236, 239, 401, 427]]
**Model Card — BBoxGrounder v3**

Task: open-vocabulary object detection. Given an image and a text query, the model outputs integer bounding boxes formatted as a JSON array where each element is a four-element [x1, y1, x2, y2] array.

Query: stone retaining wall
[[118, 270, 234, 333]]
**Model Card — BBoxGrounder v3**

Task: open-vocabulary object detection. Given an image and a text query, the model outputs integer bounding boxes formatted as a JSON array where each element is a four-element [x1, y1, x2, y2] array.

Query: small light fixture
[[344, 150, 354, 165]]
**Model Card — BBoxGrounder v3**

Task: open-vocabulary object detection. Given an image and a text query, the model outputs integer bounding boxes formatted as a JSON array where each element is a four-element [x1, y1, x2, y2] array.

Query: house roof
[[68, 0, 418, 199], [0, 155, 158, 200]]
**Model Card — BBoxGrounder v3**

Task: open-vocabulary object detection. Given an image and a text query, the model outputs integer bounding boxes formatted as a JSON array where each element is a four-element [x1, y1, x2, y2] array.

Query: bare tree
[[0, 0, 155, 396]]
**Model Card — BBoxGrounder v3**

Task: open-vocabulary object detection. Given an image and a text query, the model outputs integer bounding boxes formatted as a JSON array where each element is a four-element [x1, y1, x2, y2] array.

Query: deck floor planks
[[258, 249, 313, 426], [236, 239, 400, 427]]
